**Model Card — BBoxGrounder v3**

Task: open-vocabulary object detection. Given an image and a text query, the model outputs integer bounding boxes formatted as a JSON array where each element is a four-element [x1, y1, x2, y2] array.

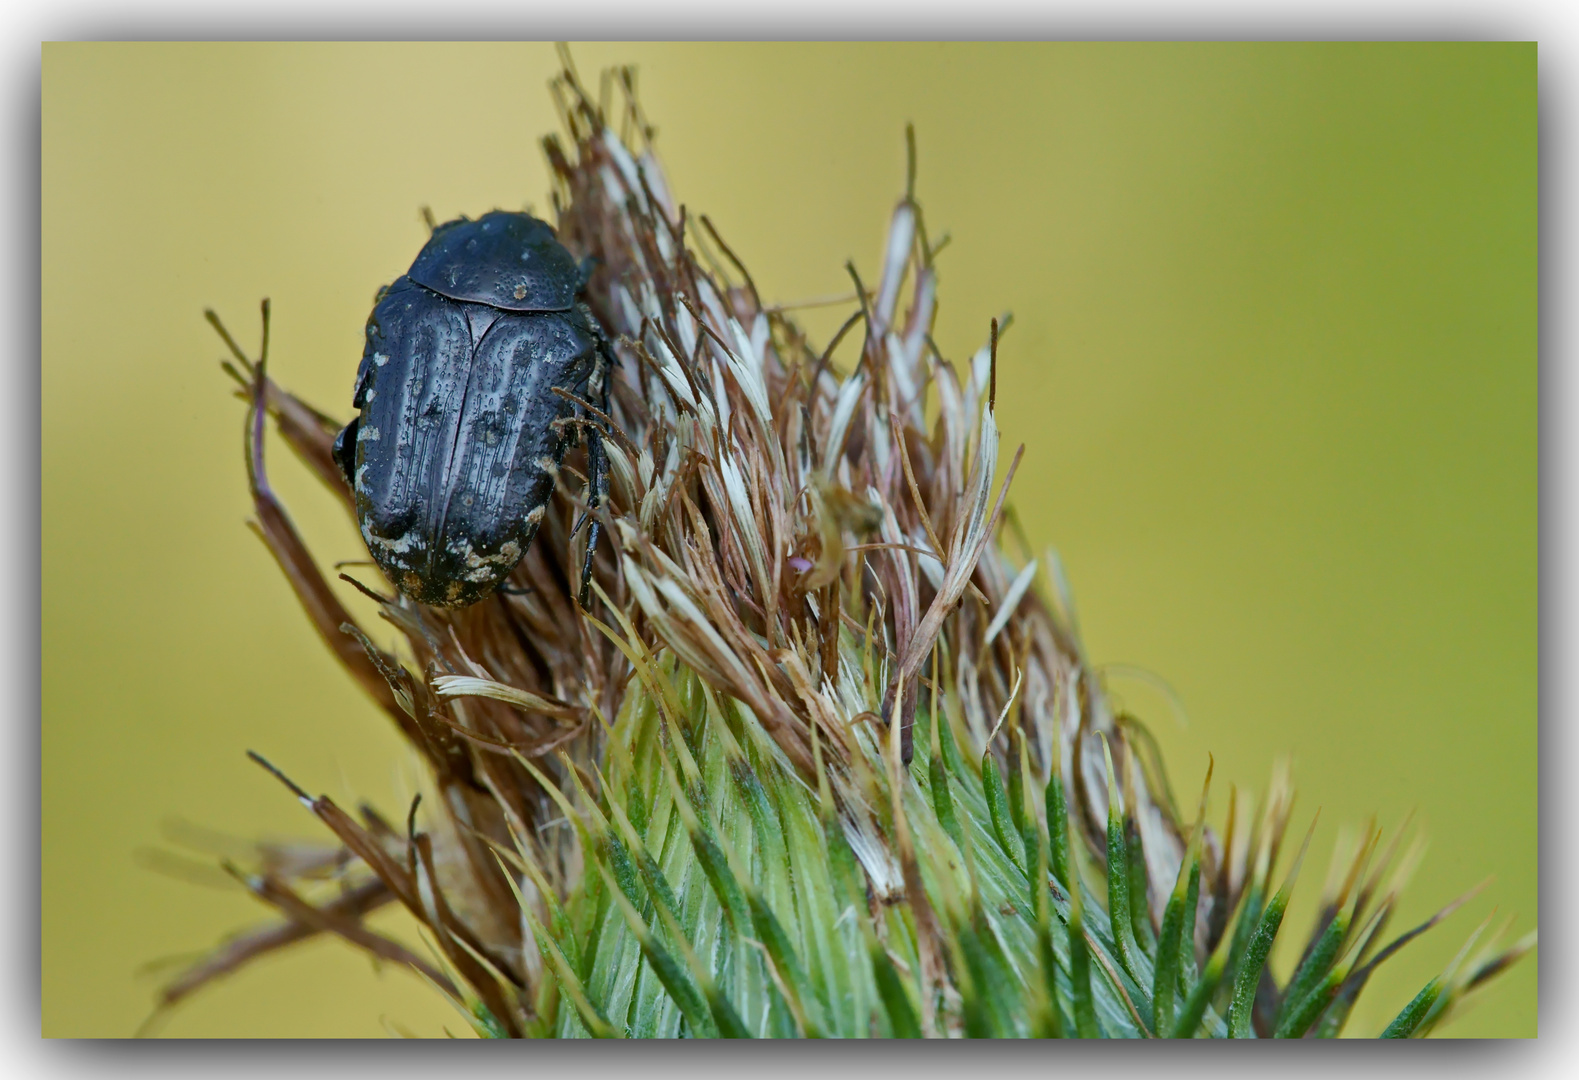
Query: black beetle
[[332, 210, 611, 608]]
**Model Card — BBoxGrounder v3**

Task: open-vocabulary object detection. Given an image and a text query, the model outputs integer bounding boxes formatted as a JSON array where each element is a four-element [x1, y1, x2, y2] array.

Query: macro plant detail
[[161, 60, 1532, 1038]]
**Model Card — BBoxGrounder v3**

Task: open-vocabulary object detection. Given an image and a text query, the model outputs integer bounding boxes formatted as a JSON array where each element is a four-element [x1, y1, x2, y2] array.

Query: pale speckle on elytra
[[359, 426, 380, 442], [373, 352, 390, 367], [367, 530, 421, 555], [445, 536, 520, 573]]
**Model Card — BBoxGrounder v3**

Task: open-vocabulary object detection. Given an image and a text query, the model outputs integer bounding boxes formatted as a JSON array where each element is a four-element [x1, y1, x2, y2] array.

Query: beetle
[[331, 210, 611, 608]]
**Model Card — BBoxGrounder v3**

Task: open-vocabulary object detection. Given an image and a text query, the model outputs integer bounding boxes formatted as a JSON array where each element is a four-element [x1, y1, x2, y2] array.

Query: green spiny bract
[[168, 58, 1533, 1038]]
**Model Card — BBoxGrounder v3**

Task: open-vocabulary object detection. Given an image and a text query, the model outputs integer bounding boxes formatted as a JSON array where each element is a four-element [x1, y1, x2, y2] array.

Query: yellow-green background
[[42, 43, 1536, 1038]]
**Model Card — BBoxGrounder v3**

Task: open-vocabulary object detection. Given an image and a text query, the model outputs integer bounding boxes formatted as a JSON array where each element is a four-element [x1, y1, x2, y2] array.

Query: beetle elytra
[[332, 210, 611, 608]]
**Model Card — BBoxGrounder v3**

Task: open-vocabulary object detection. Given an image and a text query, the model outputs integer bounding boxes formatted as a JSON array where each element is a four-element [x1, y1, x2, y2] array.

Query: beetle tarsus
[[578, 520, 601, 609]]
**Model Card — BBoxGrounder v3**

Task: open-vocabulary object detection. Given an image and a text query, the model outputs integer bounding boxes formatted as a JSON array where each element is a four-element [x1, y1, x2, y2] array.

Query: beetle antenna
[[419, 206, 437, 234]]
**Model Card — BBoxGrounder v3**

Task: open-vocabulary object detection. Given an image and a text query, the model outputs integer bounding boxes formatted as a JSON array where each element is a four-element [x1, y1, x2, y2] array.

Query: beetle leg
[[577, 443, 605, 609], [575, 340, 614, 609]]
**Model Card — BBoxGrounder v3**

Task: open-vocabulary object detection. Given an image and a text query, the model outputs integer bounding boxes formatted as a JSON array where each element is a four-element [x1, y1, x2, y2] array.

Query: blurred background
[[42, 42, 1535, 1037]]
